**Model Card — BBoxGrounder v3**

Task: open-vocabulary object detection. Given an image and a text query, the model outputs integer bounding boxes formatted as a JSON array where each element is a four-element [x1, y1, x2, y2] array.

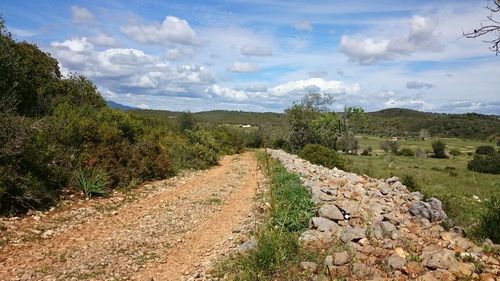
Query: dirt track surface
[[0, 152, 261, 281]]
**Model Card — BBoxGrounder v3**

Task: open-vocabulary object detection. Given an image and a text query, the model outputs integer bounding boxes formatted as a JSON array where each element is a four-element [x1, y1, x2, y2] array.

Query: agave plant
[[73, 167, 109, 197]]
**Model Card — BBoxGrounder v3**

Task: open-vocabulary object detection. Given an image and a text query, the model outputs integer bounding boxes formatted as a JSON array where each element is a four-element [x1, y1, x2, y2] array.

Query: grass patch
[[203, 197, 223, 205], [215, 151, 316, 280]]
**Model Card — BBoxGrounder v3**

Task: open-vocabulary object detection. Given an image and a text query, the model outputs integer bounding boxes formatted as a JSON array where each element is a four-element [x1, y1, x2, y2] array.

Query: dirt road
[[0, 152, 261, 281]]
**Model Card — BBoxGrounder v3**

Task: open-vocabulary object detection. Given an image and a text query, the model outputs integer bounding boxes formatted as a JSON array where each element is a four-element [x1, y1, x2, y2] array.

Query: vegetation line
[[215, 151, 318, 280]]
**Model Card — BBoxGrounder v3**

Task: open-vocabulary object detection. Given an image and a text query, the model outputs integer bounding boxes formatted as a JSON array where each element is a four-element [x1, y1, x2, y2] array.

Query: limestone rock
[[299, 230, 333, 244], [341, 226, 366, 243], [410, 197, 448, 222], [309, 217, 340, 233], [300, 261, 318, 273], [318, 205, 344, 221], [387, 252, 406, 270], [421, 246, 457, 270], [449, 262, 474, 276], [333, 251, 349, 266]]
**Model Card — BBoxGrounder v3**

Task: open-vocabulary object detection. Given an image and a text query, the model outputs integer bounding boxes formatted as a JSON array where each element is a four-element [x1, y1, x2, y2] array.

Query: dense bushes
[[467, 145, 500, 174], [467, 153, 500, 174], [0, 20, 244, 215], [476, 145, 496, 156], [397, 148, 415, 157], [298, 144, 349, 170]]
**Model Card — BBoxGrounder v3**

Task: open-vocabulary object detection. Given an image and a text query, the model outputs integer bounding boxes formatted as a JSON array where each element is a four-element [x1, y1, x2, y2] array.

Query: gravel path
[[0, 152, 262, 281]]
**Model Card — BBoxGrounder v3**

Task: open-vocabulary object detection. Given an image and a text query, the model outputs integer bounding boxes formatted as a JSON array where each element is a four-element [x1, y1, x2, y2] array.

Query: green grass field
[[346, 136, 500, 234]]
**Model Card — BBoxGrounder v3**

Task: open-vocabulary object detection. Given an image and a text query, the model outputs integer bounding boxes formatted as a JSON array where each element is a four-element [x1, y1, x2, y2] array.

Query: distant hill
[[106, 100, 138, 111], [131, 107, 499, 140], [133, 109, 286, 127], [356, 108, 500, 140]]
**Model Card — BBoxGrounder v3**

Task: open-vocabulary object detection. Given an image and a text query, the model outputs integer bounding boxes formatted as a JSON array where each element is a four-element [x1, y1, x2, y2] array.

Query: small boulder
[[309, 217, 340, 233], [300, 261, 318, 273], [386, 176, 400, 184], [387, 252, 406, 270], [381, 221, 397, 238], [299, 230, 333, 245], [421, 246, 457, 270], [341, 227, 366, 243], [318, 205, 344, 221], [410, 198, 448, 222], [333, 251, 350, 265]]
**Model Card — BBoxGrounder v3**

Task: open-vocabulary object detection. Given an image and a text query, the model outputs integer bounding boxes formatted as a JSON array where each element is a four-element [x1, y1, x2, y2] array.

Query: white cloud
[[241, 45, 273, 56], [51, 37, 94, 52], [339, 37, 391, 65], [71, 6, 95, 23], [340, 15, 443, 64], [50, 37, 95, 68], [121, 16, 199, 45], [268, 78, 361, 97], [206, 85, 248, 100], [227, 62, 261, 73], [293, 20, 313, 31], [90, 33, 117, 47], [384, 97, 433, 111]]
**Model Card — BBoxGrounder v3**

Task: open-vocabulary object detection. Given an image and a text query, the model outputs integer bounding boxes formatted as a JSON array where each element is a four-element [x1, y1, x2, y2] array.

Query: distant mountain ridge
[[106, 100, 138, 111]]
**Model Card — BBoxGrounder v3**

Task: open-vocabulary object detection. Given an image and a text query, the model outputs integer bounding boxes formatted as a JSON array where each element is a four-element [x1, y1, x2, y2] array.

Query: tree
[[285, 93, 364, 152], [285, 93, 334, 152], [463, 0, 500, 55]]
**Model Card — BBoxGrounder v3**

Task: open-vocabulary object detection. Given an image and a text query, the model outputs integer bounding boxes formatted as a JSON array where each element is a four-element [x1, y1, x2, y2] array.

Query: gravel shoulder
[[0, 152, 262, 281]]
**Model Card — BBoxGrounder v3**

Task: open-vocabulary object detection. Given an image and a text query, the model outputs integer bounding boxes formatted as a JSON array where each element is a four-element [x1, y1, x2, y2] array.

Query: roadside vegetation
[[216, 152, 320, 280], [0, 19, 244, 215]]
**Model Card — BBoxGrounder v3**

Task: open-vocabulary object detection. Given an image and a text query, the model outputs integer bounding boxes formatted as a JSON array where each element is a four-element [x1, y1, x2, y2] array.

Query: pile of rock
[[268, 149, 500, 281]]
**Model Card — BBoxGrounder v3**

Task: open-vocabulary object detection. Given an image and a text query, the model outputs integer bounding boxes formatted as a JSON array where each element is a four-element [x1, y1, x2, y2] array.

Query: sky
[[1, 0, 499, 113]]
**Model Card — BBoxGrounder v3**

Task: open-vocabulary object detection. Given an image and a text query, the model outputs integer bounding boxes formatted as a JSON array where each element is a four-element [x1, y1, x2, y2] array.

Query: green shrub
[[361, 146, 372, 156], [73, 167, 109, 197], [449, 149, 461, 157], [475, 146, 496, 156], [397, 148, 415, 157], [186, 130, 220, 169], [298, 144, 348, 170], [380, 140, 399, 153], [474, 197, 500, 243], [402, 175, 420, 192], [432, 140, 448, 158], [467, 153, 500, 174], [177, 111, 196, 132]]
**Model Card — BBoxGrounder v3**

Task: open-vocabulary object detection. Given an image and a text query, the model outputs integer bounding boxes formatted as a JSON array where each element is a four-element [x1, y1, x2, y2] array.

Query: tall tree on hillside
[[464, 0, 500, 55]]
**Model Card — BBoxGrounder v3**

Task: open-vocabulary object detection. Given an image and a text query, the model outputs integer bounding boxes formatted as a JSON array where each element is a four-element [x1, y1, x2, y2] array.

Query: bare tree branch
[[463, 0, 500, 55]]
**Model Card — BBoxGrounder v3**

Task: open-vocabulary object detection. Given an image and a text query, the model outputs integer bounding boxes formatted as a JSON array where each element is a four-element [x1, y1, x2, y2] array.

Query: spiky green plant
[[74, 167, 109, 197]]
